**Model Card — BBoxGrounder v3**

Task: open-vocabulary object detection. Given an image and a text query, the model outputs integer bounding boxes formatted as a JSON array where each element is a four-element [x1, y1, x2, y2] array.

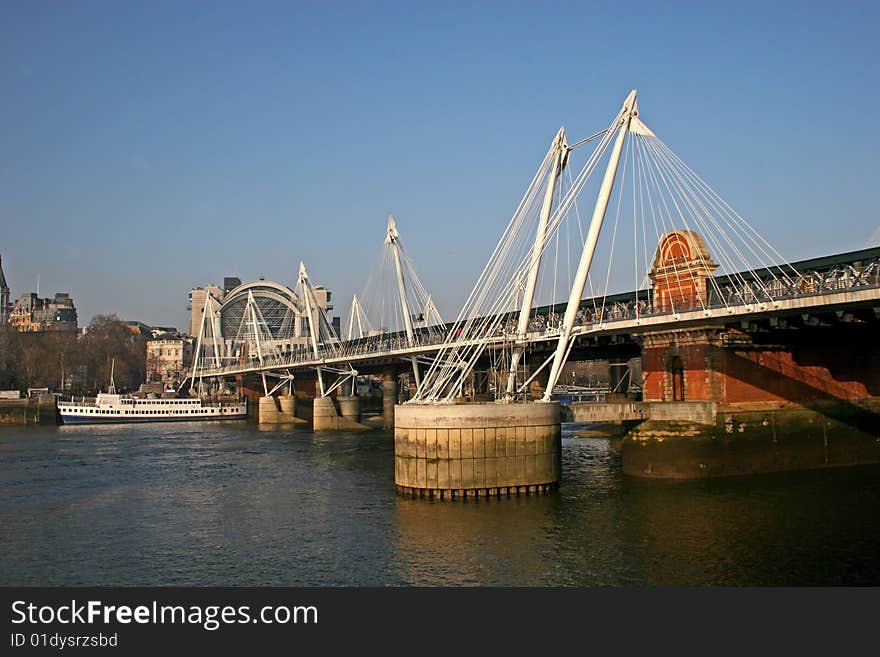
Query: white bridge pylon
[[298, 261, 358, 398], [347, 214, 445, 387], [409, 89, 799, 404]]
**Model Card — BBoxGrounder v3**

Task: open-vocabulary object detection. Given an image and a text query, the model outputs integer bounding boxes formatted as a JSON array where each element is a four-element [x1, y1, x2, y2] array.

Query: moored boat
[[58, 358, 247, 424], [58, 394, 247, 424]]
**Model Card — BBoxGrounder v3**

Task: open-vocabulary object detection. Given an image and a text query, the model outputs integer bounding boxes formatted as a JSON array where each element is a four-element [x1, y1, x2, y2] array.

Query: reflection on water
[[1, 422, 878, 586]]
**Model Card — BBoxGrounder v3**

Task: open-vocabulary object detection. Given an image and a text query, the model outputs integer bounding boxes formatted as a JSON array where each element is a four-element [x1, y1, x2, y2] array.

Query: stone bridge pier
[[383, 370, 398, 430], [312, 394, 370, 431], [623, 322, 880, 478], [257, 394, 306, 424]]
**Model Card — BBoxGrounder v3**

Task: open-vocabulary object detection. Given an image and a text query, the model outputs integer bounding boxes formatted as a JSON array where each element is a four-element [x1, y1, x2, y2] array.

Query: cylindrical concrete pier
[[278, 395, 297, 422], [337, 395, 361, 422], [382, 372, 397, 430], [258, 396, 280, 423], [394, 401, 562, 499]]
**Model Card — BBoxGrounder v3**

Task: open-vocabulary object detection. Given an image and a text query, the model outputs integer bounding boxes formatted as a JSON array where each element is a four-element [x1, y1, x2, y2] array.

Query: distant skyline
[[3, 1, 878, 331]]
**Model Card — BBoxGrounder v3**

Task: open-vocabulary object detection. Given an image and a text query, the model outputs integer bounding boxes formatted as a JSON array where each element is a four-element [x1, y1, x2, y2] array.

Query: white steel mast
[[505, 127, 569, 398], [386, 214, 421, 388], [543, 90, 640, 400], [299, 262, 326, 396]]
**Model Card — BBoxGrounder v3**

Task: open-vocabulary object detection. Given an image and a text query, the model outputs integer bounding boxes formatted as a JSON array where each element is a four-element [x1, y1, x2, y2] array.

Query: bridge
[[185, 89, 880, 491], [189, 246, 879, 382]]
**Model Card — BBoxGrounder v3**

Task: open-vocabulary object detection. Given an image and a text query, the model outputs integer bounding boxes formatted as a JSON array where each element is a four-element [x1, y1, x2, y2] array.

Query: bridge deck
[[195, 284, 880, 378]]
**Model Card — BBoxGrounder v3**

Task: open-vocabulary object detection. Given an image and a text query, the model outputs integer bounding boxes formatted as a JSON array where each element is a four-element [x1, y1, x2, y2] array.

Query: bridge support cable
[[357, 215, 446, 343], [411, 105, 625, 403], [354, 213, 448, 388], [626, 131, 800, 313], [647, 136, 799, 297]]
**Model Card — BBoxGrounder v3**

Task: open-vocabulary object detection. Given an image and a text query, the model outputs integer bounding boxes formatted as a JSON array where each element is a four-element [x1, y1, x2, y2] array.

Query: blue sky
[[2, 1, 878, 331]]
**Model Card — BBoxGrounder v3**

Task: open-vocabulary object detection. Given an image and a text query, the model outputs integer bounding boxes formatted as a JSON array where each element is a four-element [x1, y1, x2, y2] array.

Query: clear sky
[[3, 1, 878, 331]]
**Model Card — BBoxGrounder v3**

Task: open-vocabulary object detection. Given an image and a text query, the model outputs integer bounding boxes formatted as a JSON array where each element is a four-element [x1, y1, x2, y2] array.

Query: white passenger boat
[[58, 393, 247, 424], [58, 361, 247, 424]]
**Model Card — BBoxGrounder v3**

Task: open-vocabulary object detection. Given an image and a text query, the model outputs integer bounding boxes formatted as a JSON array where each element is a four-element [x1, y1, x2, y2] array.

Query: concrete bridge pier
[[278, 394, 307, 423], [394, 401, 562, 500], [258, 396, 280, 423], [337, 395, 361, 423], [258, 394, 307, 424], [382, 371, 398, 430], [313, 396, 370, 431]]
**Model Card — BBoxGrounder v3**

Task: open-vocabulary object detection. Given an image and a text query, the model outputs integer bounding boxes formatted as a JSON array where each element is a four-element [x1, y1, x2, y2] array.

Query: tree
[[3, 330, 83, 392], [0, 325, 16, 389], [45, 330, 80, 392], [82, 315, 147, 393]]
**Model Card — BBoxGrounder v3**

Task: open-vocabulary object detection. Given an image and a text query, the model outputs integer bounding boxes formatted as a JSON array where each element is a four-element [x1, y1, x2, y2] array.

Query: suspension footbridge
[[184, 90, 880, 490]]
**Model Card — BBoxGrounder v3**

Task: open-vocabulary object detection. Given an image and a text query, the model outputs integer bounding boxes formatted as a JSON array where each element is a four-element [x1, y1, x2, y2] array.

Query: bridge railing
[[198, 327, 456, 376]]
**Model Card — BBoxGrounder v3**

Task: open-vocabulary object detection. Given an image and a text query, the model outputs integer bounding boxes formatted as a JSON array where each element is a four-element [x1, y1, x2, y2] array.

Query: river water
[[1, 421, 878, 586]]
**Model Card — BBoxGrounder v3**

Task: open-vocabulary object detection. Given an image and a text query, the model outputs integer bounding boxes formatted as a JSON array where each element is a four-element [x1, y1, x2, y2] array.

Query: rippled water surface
[[2, 421, 878, 586]]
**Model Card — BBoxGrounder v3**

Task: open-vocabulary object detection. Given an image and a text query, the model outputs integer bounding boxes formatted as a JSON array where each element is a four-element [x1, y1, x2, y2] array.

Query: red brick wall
[[642, 347, 665, 401], [642, 336, 879, 403], [719, 349, 876, 403]]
